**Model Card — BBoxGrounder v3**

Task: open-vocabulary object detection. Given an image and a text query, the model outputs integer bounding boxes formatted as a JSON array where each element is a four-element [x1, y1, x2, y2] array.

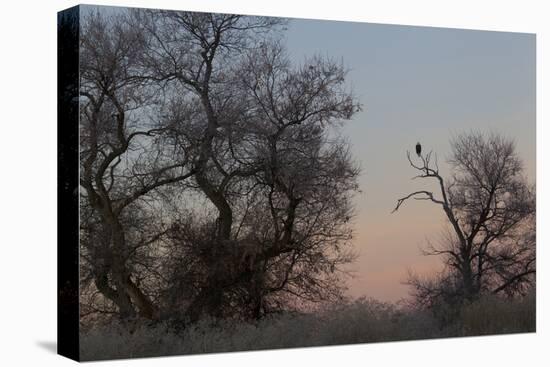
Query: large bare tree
[[129, 11, 361, 321], [78, 9, 361, 324], [393, 132, 535, 305]]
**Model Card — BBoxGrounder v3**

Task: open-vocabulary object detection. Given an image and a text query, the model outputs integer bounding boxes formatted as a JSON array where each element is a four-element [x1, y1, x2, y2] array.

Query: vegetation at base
[[80, 291, 535, 361]]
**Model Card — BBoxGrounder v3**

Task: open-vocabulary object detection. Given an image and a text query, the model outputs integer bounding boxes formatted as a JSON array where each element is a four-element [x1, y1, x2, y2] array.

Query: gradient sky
[[284, 19, 536, 302], [85, 5, 536, 303]]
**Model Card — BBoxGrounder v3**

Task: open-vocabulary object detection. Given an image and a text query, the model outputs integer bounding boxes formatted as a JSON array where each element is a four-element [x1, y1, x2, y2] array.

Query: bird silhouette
[[416, 142, 422, 157]]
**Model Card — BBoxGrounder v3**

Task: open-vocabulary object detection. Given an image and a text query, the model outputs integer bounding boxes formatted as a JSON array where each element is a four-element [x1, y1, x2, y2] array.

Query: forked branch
[[392, 190, 444, 213]]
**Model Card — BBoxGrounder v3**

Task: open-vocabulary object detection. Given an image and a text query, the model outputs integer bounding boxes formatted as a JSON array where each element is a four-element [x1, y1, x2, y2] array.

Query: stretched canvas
[[58, 4, 536, 361]]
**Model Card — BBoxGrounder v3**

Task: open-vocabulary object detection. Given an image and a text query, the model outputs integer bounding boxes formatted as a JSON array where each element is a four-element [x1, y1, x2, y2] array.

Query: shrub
[[459, 292, 535, 335]]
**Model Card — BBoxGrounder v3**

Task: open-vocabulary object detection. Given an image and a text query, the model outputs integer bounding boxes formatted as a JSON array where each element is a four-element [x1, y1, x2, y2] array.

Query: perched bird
[[416, 142, 422, 157]]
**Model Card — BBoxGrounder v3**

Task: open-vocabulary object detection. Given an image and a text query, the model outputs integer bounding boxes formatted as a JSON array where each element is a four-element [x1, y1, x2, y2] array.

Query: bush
[[459, 292, 535, 335]]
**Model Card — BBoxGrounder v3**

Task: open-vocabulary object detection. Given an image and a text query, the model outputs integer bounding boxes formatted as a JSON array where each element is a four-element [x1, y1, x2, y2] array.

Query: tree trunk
[[124, 275, 158, 319], [459, 259, 476, 301], [94, 271, 136, 319], [109, 218, 158, 319], [92, 213, 158, 320]]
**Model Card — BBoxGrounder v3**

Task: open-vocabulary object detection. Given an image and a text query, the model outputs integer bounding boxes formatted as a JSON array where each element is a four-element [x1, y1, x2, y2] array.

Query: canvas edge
[[57, 4, 81, 362]]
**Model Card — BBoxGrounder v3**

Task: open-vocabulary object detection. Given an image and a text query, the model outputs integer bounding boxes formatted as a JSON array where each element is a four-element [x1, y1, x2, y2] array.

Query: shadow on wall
[[36, 341, 57, 354]]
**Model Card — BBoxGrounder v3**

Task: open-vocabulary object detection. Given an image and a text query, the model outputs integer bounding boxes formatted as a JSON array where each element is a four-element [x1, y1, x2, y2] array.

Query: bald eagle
[[416, 142, 422, 157]]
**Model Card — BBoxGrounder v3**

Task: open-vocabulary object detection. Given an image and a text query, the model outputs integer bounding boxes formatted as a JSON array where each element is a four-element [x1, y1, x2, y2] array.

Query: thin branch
[[392, 190, 444, 213]]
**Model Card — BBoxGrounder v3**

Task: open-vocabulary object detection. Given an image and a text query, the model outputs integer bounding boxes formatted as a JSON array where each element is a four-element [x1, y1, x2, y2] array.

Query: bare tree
[[130, 11, 361, 321], [79, 12, 195, 320], [232, 43, 360, 317], [393, 132, 535, 304], [78, 9, 361, 324]]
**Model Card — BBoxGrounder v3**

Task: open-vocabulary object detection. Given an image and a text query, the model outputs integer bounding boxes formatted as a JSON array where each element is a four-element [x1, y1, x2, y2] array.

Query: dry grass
[[80, 293, 535, 361]]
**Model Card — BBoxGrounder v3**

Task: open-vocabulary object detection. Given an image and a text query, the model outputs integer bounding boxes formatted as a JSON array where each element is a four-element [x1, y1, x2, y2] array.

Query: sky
[[83, 5, 536, 303], [284, 19, 536, 302]]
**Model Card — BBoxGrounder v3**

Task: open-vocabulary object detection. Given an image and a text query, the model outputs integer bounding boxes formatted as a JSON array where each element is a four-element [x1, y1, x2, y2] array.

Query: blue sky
[[285, 19, 535, 301]]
